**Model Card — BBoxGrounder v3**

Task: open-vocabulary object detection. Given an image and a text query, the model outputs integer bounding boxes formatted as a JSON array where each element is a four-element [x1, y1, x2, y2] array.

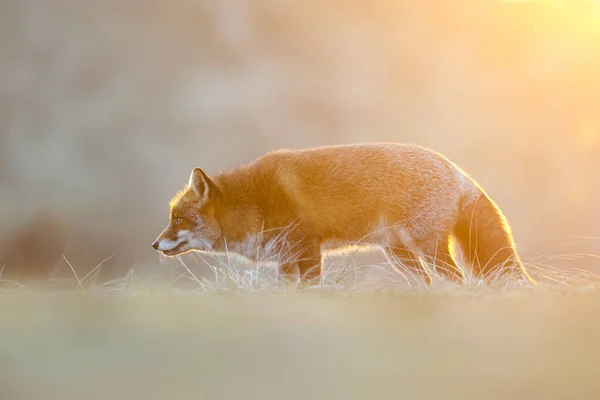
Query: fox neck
[[212, 220, 267, 262], [212, 180, 266, 260]]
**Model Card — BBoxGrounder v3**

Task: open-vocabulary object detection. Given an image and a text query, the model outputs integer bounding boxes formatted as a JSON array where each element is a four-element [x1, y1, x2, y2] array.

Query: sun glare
[[502, 0, 600, 37], [503, 0, 600, 12]]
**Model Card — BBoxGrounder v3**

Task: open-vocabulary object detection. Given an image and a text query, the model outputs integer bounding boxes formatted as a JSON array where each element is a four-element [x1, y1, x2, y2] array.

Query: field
[[1, 253, 600, 400]]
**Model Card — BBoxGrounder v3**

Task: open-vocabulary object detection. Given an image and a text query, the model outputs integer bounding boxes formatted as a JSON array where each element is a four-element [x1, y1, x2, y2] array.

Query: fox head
[[152, 168, 222, 256]]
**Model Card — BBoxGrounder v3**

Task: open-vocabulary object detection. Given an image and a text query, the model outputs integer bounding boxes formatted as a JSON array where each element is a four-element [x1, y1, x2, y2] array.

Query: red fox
[[152, 143, 534, 285]]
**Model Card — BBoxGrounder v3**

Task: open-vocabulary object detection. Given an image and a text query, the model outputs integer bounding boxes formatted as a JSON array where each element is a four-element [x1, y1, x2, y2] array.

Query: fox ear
[[188, 168, 218, 202]]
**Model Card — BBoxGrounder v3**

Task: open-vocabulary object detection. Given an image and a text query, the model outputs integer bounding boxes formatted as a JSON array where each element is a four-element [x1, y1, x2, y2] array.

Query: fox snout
[[151, 226, 193, 257]]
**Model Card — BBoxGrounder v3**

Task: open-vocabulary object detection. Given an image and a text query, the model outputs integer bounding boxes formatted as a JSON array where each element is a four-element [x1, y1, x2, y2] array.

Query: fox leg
[[279, 263, 298, 283], [384, 245, 432, 285], [420, 238, 463, 282], [297, 245, 322, 283], [280, 238, 322, 285]]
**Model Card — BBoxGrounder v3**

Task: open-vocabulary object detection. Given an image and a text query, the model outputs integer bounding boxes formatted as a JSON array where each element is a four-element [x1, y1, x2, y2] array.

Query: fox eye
[[175, 217, 183, 225]]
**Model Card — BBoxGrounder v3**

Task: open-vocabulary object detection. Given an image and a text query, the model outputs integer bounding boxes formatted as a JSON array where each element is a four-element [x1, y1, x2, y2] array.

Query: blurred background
[[1, 0, 599, 283]]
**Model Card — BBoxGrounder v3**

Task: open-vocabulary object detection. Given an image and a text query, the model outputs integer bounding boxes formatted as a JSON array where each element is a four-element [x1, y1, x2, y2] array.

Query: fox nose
[[152, 240, 160, 250]]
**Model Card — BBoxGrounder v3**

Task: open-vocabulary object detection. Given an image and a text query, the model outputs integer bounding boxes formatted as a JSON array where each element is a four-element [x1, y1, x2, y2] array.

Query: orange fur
[[152, 143, 534, 285]]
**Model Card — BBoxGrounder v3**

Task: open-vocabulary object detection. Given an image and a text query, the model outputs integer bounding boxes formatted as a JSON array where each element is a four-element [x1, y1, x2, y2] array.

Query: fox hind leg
[[384, 245, 432, 285], [419, 238, 463, 283]]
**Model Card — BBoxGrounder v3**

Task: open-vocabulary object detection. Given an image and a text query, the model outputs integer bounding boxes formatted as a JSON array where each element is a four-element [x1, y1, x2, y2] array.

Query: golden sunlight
[[499, 0, 600, 38], [577, 115, 599, 149]]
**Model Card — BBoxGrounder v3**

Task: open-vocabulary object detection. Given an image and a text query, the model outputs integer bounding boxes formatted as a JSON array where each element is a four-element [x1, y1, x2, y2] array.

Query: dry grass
[[0, 249, 599, 400]]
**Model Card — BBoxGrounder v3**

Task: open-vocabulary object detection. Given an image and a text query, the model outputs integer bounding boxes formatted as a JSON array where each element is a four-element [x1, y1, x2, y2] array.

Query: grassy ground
[[1, 253, 599, 400]]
